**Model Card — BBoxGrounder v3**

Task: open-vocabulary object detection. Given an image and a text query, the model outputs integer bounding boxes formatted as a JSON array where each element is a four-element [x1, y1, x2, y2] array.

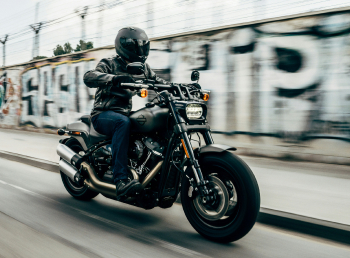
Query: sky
[[1, 0, 349, 67]]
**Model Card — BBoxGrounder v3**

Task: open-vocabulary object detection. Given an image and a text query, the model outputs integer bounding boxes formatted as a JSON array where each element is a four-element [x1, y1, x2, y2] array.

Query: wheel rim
[[190, 165, 241, 229], [193, 176, 230, 221]]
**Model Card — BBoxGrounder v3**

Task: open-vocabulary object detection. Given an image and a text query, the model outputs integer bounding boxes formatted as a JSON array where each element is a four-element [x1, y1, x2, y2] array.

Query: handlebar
[[120, 82, 210, 101], [120, 82, 172, 90]]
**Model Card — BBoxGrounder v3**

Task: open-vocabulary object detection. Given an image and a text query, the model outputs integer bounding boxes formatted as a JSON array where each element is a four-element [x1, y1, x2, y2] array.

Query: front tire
[[181, 151, 260, 243], [60, 138, 99, 200]]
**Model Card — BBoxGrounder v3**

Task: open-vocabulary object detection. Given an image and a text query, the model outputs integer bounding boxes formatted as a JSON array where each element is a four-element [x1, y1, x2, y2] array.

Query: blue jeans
[[91, 111, 130, 183]]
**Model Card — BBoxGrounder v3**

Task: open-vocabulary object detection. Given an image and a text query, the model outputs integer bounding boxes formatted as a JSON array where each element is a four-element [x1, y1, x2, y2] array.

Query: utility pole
[[0, 35, 8, 67], [30, 23, 43, 58], [147, 0, 153, 36], [76, 6, 89, 44], [97, 0, 105, 48], [30, 3, 42, 59]]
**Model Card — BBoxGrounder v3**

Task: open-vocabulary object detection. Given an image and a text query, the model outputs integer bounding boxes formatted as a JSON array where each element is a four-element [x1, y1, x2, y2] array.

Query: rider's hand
[[112, 75, 135, 87]]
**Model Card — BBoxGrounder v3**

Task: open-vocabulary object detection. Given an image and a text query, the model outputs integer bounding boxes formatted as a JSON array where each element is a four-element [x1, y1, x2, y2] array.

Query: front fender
[[199, 144, 237, 154]]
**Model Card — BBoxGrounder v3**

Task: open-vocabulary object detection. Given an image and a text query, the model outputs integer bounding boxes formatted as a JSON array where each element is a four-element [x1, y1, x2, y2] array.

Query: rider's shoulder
[[98, 56, 116, 64]]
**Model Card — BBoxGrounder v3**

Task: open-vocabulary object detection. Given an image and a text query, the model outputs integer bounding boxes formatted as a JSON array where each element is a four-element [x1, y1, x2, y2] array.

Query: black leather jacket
[[84, 55, 168, 117]]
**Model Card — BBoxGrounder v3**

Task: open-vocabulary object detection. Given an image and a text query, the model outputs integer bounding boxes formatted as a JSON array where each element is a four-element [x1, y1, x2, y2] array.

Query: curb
[[258, 208, 350, 245], [1, 150, 349, 245], [0, 151, 58, 173]]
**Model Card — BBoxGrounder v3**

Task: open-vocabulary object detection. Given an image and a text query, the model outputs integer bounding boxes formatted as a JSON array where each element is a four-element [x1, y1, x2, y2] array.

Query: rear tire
[[181, 151, 260, 243], [60, 138, 99, 201]]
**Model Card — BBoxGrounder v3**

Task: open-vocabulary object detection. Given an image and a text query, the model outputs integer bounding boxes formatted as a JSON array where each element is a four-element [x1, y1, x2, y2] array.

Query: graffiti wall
[[20, 57, 97, 128], [149, 12, 350, 145], [1, 11, 350, 157]]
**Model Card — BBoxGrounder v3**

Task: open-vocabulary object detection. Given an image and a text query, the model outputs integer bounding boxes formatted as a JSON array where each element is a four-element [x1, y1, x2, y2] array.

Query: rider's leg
[[91, 111, 141, 197]]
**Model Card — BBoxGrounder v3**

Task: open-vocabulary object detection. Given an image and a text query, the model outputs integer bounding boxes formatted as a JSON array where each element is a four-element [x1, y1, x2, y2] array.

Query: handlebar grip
[[120, 83, 150, 89], [120, 83, 137, 87]]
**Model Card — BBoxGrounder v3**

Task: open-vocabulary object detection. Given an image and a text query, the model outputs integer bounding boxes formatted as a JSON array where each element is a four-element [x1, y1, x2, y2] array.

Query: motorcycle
[[56, 62, 260, 243]]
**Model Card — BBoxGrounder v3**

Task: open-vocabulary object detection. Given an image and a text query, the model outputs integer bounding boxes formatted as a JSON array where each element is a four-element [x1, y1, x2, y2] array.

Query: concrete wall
[[1, 10, 350, 163]]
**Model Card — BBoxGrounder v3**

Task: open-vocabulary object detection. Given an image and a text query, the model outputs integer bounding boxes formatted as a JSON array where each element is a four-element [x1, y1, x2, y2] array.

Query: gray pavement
[[0, 158, 350, 258], [0, 211, 88, 258], [1, 128, 350, 225]]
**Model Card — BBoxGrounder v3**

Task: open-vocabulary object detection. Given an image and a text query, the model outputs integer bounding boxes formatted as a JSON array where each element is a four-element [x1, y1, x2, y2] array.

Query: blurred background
[[1, 0, 349, 64]]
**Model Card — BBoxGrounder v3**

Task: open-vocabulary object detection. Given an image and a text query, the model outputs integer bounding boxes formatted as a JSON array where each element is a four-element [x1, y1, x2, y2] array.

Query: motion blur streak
[[0, 176, 208, 258]]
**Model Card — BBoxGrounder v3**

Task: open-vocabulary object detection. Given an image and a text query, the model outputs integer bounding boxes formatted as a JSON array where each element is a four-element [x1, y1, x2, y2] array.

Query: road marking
[[0, 179, 210, 258]]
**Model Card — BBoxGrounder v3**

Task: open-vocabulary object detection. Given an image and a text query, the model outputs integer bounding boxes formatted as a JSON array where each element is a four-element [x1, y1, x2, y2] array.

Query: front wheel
[[181, 151, 260, 243]]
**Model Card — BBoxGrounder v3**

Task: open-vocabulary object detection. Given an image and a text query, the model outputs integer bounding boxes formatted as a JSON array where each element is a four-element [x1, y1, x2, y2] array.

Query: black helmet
[[115, 27, 150, 63]]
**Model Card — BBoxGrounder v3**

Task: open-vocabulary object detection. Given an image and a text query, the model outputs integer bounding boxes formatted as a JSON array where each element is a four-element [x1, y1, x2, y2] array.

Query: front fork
[[167, 97, 214, 200], [181, 131, 215, 201]]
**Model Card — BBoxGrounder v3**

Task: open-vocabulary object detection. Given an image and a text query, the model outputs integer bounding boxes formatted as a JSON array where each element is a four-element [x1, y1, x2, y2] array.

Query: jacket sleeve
[[146, 63, 170, 85], [83, 58, 115, 88], [84, 58, 131, 88]]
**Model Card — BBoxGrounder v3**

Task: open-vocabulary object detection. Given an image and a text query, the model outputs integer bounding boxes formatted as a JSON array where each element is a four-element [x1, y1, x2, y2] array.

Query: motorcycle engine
[[92, 137, 164, 181], [128, 137, 164, 177], [128, 140, 144, 160]]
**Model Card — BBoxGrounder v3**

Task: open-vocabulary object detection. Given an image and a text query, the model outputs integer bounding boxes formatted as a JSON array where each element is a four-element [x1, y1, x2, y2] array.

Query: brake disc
[[193, 176, 229, 221]]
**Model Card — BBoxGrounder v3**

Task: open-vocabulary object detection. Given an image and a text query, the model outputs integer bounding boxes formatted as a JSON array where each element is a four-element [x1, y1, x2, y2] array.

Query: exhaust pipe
[[57, 143, 164, 200], [141, 160, 163, 188], [57, 144, 83, 169], [81, 160, 163, 199], [81, 161, 117, 199], [59, 159, 78, 182]]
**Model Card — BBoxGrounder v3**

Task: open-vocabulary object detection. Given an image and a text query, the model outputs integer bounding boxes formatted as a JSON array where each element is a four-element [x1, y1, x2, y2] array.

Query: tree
[[53, 42, 73, 56], [75, 40, 94, 52], [64, 42, 73, 54], [32, 56, 48, 61], [53, 44, 65, 56]]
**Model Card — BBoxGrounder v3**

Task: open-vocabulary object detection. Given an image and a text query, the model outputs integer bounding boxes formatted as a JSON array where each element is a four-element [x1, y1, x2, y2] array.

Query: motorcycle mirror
[[126, 62, 145, 75], [191, 70, 200, 82]]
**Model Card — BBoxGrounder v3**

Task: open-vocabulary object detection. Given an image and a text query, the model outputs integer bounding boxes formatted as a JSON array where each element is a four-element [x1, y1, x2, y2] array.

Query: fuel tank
[[130, 106, 169, 133]]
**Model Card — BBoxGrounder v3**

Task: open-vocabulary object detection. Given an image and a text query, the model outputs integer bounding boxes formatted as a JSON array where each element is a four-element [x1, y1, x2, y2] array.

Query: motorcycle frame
[[63, 85, 214, 205]]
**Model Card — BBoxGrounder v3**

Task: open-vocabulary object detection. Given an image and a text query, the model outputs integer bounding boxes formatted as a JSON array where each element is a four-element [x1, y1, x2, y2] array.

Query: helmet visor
[[120, 37, 150, 57]]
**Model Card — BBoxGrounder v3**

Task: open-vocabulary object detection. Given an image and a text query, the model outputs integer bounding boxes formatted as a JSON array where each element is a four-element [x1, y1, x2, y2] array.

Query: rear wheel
[[181, 151, 260, 243], [60, 138, 99, 200]]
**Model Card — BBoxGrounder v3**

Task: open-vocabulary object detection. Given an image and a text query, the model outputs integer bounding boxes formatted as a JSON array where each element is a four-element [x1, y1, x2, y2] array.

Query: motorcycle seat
[[80, 115, 91, 125], [79, 115, 110, 145]]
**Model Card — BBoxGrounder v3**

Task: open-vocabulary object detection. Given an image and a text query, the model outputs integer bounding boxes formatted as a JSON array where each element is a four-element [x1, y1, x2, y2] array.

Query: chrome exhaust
[[59, 159, 78, 182], [56, 144, 83, 168], [81, 161, 117, 199], [81, 161, 163, 199], [141, 160, 163, 188]]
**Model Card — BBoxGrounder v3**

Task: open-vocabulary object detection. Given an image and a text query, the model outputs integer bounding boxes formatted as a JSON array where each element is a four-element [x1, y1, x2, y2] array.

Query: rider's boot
[[115, 179, 142, 200]]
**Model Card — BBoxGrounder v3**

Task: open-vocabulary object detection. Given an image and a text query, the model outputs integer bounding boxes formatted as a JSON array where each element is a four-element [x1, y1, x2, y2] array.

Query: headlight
[[186, 104, 203, 120]]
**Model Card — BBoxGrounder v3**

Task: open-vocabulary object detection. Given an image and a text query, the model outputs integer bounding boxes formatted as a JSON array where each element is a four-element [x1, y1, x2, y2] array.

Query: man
[[83, 27, 168, 199]]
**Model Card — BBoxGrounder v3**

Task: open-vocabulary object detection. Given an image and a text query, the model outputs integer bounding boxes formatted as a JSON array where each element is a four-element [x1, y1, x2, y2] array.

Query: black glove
[[112, 75, 135, 87]]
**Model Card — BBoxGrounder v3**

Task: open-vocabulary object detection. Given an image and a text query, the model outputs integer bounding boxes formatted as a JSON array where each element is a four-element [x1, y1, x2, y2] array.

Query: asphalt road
[[0, 158, 349, 258], [2, 129, 350, 224]]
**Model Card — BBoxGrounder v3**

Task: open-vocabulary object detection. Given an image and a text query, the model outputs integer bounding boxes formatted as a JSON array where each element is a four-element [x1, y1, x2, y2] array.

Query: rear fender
[[66, 121, 90, 150]]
